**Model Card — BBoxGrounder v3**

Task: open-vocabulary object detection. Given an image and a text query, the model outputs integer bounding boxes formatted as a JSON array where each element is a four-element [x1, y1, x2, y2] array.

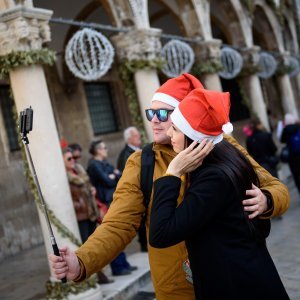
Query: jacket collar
[[153, 143, 177, 157]]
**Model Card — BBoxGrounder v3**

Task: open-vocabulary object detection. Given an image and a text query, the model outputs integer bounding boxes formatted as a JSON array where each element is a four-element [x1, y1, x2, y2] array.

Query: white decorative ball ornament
[[257, 52, 277, 79], [65, 28, 114, 81], [161, 40, 195, 78], [287, 56, 300, 78], [218, 47, 243, 79]]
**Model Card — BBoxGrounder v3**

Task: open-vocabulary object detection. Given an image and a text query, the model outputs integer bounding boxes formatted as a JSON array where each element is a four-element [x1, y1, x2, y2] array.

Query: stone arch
[[148, 0, 188, 36], [252, 2, 285, 123], [282, 10, 299, 53], [210, 0, 249, 47], [253, 1, 284, 51]]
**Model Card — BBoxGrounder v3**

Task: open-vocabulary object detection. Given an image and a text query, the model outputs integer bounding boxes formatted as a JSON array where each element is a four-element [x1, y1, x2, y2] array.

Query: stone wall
[[0, 155, 43, 262]]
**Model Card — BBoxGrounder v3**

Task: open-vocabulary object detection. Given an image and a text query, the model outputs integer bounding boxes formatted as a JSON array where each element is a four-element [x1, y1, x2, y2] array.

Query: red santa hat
[[170, 88, 233, 144], [151, 73, 204, 107]]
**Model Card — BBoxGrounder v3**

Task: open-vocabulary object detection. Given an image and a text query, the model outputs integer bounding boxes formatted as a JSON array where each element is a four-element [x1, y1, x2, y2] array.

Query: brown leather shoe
[[97, 271, 114, 284]]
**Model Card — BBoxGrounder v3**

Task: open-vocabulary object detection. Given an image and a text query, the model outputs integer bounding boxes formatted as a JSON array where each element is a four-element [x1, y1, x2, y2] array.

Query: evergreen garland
[[191, 59, 223, 76], [238, 64, 261, 77], [46, 276, 98, 300], [0, 49, 56, 79]]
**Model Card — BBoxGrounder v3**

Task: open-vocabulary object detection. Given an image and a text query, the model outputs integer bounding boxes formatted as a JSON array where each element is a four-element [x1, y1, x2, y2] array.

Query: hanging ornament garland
[[161, 39, 195, 78], [257, 52, 277, 79], [287, 56, 300, 77], [218, 47, 243, 79], [65, 28, 114, 81]]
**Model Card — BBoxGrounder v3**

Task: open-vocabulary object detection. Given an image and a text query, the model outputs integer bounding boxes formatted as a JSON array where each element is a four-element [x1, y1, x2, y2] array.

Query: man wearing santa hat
[[49, 74, 289, 300], [149, 87, 289, 300]]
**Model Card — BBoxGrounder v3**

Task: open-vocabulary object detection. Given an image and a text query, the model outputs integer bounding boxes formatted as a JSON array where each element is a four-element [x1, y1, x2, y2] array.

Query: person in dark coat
[[281, 113, 300, 194], [246, 118, 279, 178], [149, 88, 289, 300], [87, 140, 137, 276], [117, 126, 141, 172]]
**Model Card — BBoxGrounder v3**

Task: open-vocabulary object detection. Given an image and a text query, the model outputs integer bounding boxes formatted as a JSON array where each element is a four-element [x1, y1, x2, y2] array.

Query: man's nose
[[151, 113, 160, 123]]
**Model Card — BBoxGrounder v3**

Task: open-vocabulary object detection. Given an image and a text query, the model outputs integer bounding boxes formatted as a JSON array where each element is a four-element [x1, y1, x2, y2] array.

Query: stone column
[[112, 28, 162, 141], [193, 39, 223, 91], [240, 46, 270, 131], [276, 53, 299, 118], [0, 3, 102, 299]]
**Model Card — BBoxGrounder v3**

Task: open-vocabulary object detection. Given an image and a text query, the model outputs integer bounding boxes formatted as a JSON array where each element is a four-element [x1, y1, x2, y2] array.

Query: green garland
[[275, 62, 294, 76], [191, 59, 223, 76], [46, 276, 98, 300], [0, 49, 56, 79], [238, 64, 261, 77], [119, 59, 164, 144]]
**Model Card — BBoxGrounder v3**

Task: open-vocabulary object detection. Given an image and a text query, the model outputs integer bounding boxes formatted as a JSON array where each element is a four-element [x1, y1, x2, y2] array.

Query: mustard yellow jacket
[[76, 135, 289, 299]]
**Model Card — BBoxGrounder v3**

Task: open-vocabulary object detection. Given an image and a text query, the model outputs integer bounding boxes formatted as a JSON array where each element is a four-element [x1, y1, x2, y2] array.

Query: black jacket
[[246, 130, 277, 164], [87, 159, 120, 205], [117, 145, 135, 172], [150, 166, 289, 300]]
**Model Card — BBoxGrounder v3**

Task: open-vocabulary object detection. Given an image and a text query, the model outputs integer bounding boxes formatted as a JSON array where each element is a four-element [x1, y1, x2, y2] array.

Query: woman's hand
[[243, 184, 268, 219], [166, 139, 214, 177]]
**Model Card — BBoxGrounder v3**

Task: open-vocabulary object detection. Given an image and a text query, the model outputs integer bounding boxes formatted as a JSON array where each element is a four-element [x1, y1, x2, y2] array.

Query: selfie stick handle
[[22, 137, 67, 283]]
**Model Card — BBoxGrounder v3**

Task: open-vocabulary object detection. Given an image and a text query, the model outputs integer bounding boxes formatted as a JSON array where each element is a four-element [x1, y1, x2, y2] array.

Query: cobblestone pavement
[[267, 178, 300, 300], [0, 178, 299, 300]]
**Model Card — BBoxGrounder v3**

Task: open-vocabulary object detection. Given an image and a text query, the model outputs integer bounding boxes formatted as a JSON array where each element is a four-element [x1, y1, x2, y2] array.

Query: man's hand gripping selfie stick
[[19, 107, 67, 283]]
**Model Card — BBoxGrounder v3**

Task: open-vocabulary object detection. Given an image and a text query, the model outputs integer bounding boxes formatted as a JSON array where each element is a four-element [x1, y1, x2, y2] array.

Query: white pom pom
[[222, 122, 233, 134]]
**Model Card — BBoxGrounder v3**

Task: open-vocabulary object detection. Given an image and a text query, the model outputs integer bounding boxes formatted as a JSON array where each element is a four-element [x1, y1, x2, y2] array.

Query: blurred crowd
[[243, 113, 300, 196]]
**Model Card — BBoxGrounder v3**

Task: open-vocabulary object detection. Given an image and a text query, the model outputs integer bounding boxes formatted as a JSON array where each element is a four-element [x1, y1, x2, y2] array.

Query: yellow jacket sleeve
[[225, 134, 290, 218], [75, 151, 145, 279]]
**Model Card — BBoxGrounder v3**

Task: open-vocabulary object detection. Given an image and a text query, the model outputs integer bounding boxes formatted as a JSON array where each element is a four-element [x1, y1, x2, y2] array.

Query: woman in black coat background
[[149, 88, 289, 300]]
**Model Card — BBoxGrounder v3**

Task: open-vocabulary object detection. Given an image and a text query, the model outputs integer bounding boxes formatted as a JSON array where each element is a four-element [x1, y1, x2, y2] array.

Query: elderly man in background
[[117, 126, 142, 172]]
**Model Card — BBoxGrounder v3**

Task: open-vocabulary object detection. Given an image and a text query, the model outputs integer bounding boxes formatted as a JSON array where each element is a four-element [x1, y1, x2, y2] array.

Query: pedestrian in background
[[246, 118, 279, 178], [117, 126, 142, 172], [281, 113, 300, 195], [69, 143, 83, 164], [87, 140, 137, 276]]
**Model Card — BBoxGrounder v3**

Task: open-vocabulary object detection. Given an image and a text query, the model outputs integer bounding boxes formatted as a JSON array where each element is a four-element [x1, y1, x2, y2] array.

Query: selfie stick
[[19, 107, 67, 283]]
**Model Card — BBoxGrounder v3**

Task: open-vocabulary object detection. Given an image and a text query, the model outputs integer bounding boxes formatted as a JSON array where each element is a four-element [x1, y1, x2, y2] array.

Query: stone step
[[101, 252, 153, 300]]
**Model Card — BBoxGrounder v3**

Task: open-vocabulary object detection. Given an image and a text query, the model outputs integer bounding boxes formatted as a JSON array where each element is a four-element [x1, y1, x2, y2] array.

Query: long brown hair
[[185, 136, 259, 195]]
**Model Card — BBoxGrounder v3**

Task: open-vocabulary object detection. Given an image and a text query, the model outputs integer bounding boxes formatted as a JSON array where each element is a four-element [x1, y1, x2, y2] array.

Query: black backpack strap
[[141, 142, 155, 210]]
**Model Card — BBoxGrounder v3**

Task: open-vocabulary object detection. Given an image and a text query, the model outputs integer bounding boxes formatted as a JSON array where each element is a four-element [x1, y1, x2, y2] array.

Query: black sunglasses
[[145, 109, 174, 122]]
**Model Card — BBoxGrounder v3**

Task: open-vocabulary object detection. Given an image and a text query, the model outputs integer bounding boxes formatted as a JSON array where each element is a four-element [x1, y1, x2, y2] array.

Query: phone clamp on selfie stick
[[19, 107, 67, 284]]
